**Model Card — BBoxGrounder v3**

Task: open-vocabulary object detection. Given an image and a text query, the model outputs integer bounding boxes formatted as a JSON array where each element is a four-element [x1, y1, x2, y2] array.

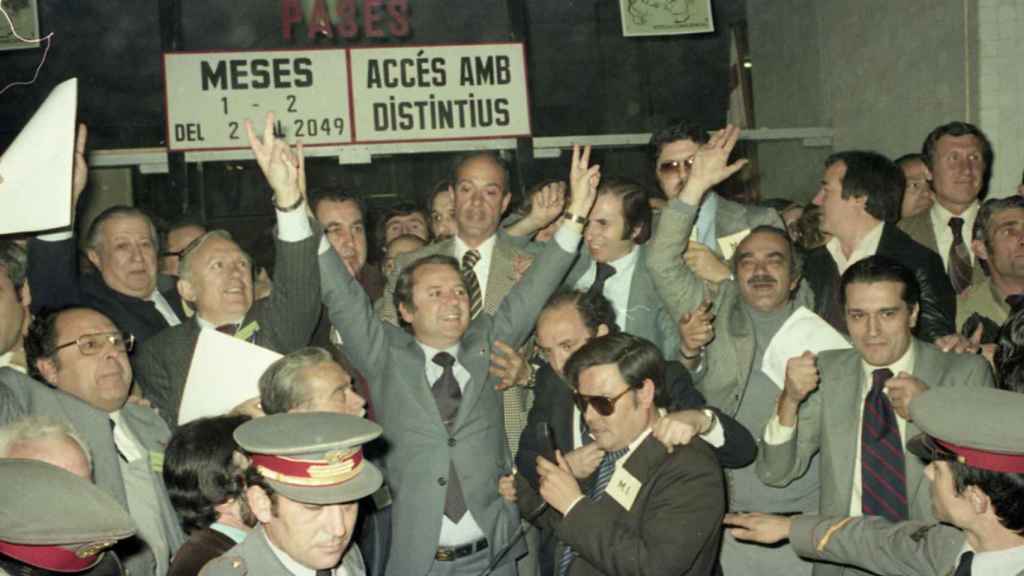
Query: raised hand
[[885, 371, 928, 421], [489, 340, 531, 391], [245, 112, 303, 207], [528, 181, 567, 229], [567, 144, 600, 219], [678, 124, 748, 204], [684, 241, 731, 284], [778, 351, 818, 426], [562, 443, 604, 479], [653, 409, 712, 453], [679, 300, 715, 359]]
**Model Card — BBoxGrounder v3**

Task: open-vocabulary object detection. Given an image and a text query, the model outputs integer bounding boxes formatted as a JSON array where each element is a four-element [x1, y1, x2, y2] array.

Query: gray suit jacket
[[0, 367, 185, 576], [646, 198, 816, 413], [756, 340, 993, 576], [200, 526, 365, 576], [788, 515, 981, 576], [710, 193, 784, 255], [898, 210, 985, 288], [134, 235, 321, 427], [320, 230, 579, 576], [562, 243, 680, 361]]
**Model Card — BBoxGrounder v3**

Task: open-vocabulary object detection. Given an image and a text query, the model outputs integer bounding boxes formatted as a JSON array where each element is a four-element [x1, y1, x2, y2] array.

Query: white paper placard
[[761, 306, 851, 390]]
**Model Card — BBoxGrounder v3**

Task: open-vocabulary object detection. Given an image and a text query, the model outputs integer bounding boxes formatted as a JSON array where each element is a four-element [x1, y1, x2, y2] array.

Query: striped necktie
[[861, 368, 908, 522], [948, 217, 972, 293], [462, 249, 483, 319]]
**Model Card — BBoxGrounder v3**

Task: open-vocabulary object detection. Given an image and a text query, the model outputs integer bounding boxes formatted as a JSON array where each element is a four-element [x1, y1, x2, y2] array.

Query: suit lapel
[[402, 337, 447, 422], [485, 237, 517, 314], [828, 352, 864, 511], [713, 195, 749, 239], [906, 339, 934, 509], [624, 248, 651, 335], [453, 329, 491, 431]]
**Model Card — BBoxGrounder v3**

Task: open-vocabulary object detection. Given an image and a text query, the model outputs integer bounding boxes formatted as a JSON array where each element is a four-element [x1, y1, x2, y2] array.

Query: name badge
[[718, 229, 751, 260], [606, 465, 642, 511]]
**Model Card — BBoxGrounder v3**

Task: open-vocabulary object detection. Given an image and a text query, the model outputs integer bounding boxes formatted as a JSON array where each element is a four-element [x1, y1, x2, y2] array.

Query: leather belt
[[434, 538, 488, 561]]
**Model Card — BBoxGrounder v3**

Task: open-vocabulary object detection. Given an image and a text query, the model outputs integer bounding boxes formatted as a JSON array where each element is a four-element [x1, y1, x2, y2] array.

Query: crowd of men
[[2, 113, 1024, 576]]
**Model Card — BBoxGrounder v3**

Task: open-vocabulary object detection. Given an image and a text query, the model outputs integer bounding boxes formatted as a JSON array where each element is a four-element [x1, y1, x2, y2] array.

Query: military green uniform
[[201, 527, 365, 576], [955, 277, 1010, 332]]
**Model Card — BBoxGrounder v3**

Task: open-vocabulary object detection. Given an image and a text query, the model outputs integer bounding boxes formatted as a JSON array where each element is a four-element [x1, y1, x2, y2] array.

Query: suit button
[[438, 477, 447, 486], [448, 438, 456, 447]]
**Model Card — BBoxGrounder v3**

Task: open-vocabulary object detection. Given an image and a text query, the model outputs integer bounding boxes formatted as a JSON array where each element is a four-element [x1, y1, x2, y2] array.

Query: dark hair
[[732, 225, 804, 280], [972, 196, 1024, 246], [648, 122, 709, 167], [825, 151, 905, 223], [921, 121, 993, 199], [86, 206, 159, 252], [429, 178, 453, 206], [950, 460, 1024, 534], [0, 240, 28, 293], [393, 254, 463, 331], [24, 307, 69, 381], [541, 289, 621, 336], [243, 463, 279, 516], [309, 188, 367, 223], [893, 153, 925, 167], [163, 415, 250, 534], [995, 307, 1024, 394], [838, 255, 921, 311], [595, 178, 653, 244], [379, 202, 431, 243], [795, 205, 829, 251], [563, 333, 670, 408], [449, 151, 511, 195]]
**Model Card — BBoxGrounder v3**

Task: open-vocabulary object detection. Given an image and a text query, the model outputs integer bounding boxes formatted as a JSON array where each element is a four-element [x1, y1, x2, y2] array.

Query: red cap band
[[251, 448, 364, 487], [935, 439, 1024, 474], [0, 541, 102, 572]]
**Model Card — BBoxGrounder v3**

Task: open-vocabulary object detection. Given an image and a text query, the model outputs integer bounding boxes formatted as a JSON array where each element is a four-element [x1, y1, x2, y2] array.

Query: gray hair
[[258, 347, 334, 414], [86, 205, 160, 252], [0, 240, 28, 290], [178, 230, 243, 282], [0, 416, 93, 471], [973, 196, 1024, 246]]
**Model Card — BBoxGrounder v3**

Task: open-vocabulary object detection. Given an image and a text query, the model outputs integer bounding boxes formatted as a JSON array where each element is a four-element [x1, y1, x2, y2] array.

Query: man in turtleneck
[[645, 125, 821, 575]]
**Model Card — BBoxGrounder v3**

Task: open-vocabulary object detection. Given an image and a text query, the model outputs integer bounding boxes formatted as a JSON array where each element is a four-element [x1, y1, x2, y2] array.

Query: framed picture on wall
[[620, 0, 715, 37], [0, 0, 40, 51]]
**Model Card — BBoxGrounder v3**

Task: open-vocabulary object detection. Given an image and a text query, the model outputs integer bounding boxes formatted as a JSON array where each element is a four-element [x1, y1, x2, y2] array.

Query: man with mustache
[[133, 115, 322, 427], [646, 125, 822, 574]]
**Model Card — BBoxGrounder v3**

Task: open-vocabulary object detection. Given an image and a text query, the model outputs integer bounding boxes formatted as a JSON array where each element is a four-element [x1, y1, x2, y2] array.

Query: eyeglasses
[[657, 157, 696, 175], [573, 387, 633, 416], [52, 331, 135, 356]]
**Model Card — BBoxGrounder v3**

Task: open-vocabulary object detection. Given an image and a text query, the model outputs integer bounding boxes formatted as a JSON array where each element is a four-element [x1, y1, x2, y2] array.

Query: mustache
[[747, 274, 777, 286]]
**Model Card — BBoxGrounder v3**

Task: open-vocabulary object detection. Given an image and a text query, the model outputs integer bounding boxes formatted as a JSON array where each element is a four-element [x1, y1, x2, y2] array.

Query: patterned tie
[[953, 551, 974, 576], [557, 447, 629, 575], [861, 368, 908, 522], [948, 217, 973, 293], [587, 262, 616, 298], [431, 352, 467, 522], [462, 249, 483, 319]]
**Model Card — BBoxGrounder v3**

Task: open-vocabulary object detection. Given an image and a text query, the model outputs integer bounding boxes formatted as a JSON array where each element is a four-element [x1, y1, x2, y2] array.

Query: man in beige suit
[[898, 122, 993, 293]]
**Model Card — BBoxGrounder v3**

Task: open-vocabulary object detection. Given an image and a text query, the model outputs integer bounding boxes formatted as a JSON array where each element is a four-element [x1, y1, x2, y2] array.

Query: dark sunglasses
[[573, 387, 633, 416]]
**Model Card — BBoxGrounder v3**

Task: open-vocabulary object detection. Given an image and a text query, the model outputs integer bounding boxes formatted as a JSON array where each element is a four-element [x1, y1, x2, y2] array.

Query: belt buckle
[[435, 547, 454, 562]]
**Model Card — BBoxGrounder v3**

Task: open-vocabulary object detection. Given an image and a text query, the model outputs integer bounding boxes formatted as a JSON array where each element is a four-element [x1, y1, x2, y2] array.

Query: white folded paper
[[177, 329, 281, 425], [761, 306, 851, 389], [0, 78, 77, 234]]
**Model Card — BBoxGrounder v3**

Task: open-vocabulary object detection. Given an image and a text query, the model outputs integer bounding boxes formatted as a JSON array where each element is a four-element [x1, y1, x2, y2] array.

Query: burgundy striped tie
[[861, 368, 908, 522]]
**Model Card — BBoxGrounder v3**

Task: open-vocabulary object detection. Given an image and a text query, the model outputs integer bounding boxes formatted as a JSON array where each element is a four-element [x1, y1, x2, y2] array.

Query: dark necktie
[[861, 368, 908, 522], [557, 447, 629, 575], [953, 551, 974, 576], [587, 262, 616, 298], [315, 570, 332, 576], [948, 217, 972, 293], [1007, 293, 1024, 312], [216, 323, 238, 335], [431, 352, 468, 522], [462, 249, 483, 319]]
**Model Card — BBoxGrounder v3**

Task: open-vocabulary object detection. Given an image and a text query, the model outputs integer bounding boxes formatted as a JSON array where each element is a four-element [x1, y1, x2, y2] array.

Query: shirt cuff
[[276, 208, 313, 242], [699, 410, 726, 448], [763, 414, 796, 446], [563, 495, 586, 517], [35, 230, 74, 242], [553, 223, 582, 253]]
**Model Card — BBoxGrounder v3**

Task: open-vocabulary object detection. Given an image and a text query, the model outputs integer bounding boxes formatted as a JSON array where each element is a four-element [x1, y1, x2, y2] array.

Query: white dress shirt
[[574, 246, 639, 332], [825, 221, 885, 275], [955, 542, 1024, 575], [930, 200, 980, 269]]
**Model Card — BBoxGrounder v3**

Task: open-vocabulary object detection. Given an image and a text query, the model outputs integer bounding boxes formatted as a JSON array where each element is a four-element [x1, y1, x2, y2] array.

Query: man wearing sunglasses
[[1, 306, 184, 576], [649, 121, 782, 286], [726, 386, 1024, 576], [516, 333, 725, 576], [515, 289, 755, 576]]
